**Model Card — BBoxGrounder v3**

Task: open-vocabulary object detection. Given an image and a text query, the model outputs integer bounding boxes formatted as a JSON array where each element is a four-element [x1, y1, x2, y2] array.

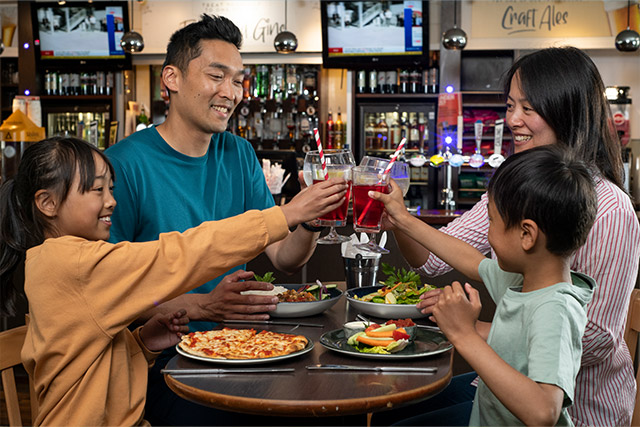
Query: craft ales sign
[[471, 1, 613, 38]]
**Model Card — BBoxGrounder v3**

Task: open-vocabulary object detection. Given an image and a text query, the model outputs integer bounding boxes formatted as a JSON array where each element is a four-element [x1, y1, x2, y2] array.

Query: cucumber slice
[[325, 284, 338, 289], [306, 284, 319, 292]]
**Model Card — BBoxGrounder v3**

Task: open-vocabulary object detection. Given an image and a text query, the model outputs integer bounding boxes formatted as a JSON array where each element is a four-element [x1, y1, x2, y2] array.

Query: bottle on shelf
[[326, 109, 334, 149], [242, 67, 252, 100], [365, 113, 376, 150], [399, 69, 410, 94], [368, 70, 378, 94], [377, 71, 386, 94], [389, 112, 401, 147], [385, 70, 397, 94], [374, 113, 388, 149], [357, 70, 367, 94], [334, 107, 343, 149], [408, 112, 420, 149]]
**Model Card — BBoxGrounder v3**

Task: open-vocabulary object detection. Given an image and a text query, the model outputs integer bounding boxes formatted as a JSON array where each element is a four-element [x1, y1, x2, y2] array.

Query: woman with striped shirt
[[391, 47, 640, 426]]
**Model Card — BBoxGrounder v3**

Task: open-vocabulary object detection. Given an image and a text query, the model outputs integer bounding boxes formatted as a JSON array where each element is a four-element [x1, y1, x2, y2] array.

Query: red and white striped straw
[[313, 128, 328, 180], [383, 137, 407, 175]]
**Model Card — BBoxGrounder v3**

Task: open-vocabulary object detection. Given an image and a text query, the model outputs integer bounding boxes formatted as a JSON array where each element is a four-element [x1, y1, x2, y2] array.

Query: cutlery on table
[[222, 319, 324, 328], [161, 368, 295, 376], [356, 314, 441, 332], [306, 364, 436, 373]]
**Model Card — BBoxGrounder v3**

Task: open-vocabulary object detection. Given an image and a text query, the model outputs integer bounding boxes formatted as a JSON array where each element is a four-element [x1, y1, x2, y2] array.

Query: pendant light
[[615, 0, 640, 52], [442, 0, 467, 50], [120, 0, 144, 53], [274, 0, 298, 54]]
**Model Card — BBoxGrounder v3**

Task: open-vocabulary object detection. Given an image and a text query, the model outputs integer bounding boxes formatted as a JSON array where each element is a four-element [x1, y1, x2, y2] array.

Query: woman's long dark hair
[[0, 137, 114, 316], [503, 46, 624, 190]]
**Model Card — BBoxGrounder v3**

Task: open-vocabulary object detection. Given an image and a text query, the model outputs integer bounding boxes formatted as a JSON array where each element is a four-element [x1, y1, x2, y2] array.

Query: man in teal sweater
[[106, 14, 347, 425]]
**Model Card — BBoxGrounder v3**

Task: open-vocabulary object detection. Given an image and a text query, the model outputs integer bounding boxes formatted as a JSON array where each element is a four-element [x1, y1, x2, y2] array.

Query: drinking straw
[[356, 138, 407, 225], [381, 138, 407, 175], [313, 128, 328, 180]]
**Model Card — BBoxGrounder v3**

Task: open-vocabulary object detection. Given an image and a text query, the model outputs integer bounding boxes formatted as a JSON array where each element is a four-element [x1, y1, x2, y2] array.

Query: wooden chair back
[[0, 325, 36, 426], [624, 288, 640, 427]]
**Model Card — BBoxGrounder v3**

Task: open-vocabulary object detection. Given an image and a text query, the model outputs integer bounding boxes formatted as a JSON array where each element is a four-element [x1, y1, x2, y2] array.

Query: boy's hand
[[140, 309, 190, 351], [367, 179, 411, 229], [281, 178, 348, 227], [417, 287, 443, 315], [431, 282, 481, 343]]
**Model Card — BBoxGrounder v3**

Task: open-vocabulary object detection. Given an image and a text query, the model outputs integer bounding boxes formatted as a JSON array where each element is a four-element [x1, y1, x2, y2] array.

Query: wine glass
[[360, 156, 410, 196], [303, 149, 355, 244], [352, 165, 390, 254]]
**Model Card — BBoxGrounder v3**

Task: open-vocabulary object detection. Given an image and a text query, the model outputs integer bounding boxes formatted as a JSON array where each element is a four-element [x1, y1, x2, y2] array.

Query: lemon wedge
[[385, 292, 397, 304]]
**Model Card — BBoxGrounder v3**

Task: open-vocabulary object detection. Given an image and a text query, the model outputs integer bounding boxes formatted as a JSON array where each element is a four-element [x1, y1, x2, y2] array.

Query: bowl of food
[[346, 264, 437, 319], [244, 283, 343, 318]]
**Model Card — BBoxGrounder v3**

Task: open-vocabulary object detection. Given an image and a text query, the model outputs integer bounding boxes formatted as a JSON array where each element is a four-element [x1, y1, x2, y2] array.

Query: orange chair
[[624, 288, 640, 427], [0, 325, 36, 426]]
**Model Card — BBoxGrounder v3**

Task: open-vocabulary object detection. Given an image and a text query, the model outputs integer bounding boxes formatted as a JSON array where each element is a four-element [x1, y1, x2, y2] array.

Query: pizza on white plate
[[178, 327, 308, 360]]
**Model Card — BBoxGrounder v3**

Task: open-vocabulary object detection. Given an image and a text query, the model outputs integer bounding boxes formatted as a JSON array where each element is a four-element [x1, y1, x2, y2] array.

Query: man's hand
[[140, 309, 190, 351], [196, 270, 281, 321]]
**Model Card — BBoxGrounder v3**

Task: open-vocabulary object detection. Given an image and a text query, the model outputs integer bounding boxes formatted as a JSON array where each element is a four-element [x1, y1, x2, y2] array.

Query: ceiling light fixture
[[274, 0, 298, 54], [615, 0, 640, 52], [442, 0, 467, 50], [120, 0, 144, 53]]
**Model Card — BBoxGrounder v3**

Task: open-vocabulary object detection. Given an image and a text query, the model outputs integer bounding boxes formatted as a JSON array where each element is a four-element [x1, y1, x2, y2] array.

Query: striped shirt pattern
[[421, 178, 640, 427]]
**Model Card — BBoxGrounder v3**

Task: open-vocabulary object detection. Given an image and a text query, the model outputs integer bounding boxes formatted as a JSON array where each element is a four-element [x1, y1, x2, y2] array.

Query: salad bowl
[[346, 286, 429, 319]]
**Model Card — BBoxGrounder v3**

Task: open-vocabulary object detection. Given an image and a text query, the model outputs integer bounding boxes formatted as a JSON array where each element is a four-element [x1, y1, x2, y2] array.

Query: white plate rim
[[175, 336, 314, 365]]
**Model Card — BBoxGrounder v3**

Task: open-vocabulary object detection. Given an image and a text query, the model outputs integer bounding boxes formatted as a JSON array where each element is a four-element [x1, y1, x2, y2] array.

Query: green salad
[[354, 263, 436, 305]]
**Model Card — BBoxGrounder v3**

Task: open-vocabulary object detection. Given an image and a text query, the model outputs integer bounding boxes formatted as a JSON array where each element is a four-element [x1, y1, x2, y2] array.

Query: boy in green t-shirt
[[372, 145, 597, 426]]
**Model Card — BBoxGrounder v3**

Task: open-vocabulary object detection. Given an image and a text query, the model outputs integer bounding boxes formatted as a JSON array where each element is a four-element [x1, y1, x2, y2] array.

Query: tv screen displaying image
[[321, 1, 429, 69], [35, 2, 126, 60]]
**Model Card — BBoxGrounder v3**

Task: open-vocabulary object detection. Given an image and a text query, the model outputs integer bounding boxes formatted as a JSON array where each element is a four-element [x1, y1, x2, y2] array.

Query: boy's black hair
[[0, 137, 114, 316], [487, 145, 597, 257], [163, 14, 243, 73]]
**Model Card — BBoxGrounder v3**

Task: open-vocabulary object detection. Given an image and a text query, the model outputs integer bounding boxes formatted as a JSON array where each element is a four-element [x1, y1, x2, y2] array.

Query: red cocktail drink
[[314, 179, 352, 224], [353, 184, 389, 231]]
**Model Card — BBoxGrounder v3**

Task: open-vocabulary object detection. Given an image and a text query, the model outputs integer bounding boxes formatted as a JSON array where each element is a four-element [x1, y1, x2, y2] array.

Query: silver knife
[[222, 320, 324, 328], [161, 368, 295, 375], [306, 364, 436, 373]]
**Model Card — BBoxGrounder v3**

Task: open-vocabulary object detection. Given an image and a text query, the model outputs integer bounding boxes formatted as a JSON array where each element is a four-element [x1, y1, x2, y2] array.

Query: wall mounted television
[[321, 0, 430, 70], [32, 1, 131, 70]]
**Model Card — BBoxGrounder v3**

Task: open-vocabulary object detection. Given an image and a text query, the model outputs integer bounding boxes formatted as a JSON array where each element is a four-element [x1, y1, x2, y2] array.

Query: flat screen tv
[[33, 1, 131, 70], [321, 0, 430, 70]]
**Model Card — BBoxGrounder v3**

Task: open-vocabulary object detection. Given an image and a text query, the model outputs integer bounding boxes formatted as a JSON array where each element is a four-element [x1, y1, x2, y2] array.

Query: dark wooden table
[[163, 283, 453, 420]]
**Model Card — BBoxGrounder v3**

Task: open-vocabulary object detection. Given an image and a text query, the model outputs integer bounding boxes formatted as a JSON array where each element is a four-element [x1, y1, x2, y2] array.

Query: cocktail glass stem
[[317, 225, 351, 245], [354, 233, 389, 254]]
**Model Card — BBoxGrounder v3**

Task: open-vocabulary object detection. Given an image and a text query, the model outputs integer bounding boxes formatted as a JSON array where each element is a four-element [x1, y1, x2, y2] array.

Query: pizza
[[178, 327, 309, 360]]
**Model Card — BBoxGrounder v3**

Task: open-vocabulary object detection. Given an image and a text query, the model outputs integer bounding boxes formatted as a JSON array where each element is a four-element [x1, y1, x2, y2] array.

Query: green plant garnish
[[253, 272, 275, 283]]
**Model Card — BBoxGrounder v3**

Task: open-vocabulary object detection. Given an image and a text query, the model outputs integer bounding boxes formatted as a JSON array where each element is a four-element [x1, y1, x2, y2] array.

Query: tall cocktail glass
[[360, 156, 410, 196], [303, 149, 354, 244], [352, 165, 390, 254]]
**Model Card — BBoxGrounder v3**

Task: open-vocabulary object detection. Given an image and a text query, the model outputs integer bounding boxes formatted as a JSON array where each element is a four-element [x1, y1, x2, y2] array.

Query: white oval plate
[[269, 284, 343, 318]]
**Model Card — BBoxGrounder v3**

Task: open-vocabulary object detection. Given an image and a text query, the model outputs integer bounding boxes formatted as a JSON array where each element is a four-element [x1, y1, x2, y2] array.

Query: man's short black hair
[[163, 14, 242, 73], [487, 145, 597, 257]]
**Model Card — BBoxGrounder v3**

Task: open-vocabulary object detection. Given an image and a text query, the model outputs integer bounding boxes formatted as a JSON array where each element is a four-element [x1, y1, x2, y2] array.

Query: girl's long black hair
[[0, 137, 114, 316]]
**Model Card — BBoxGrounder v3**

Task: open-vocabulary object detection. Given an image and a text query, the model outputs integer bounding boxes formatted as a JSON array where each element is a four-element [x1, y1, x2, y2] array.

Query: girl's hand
[[281, 177, 348, 227], [430, 282, 481, 344], [140, 309, 190, 351], [367, 179, 411, 228]]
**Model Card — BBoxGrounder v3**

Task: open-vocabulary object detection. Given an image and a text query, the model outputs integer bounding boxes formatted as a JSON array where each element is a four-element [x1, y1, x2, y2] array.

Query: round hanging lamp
[[615, 0, 640, 52], [274, 0, 298, 53], [442, 0, 467, 50], [120, 0, 144, 53]]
